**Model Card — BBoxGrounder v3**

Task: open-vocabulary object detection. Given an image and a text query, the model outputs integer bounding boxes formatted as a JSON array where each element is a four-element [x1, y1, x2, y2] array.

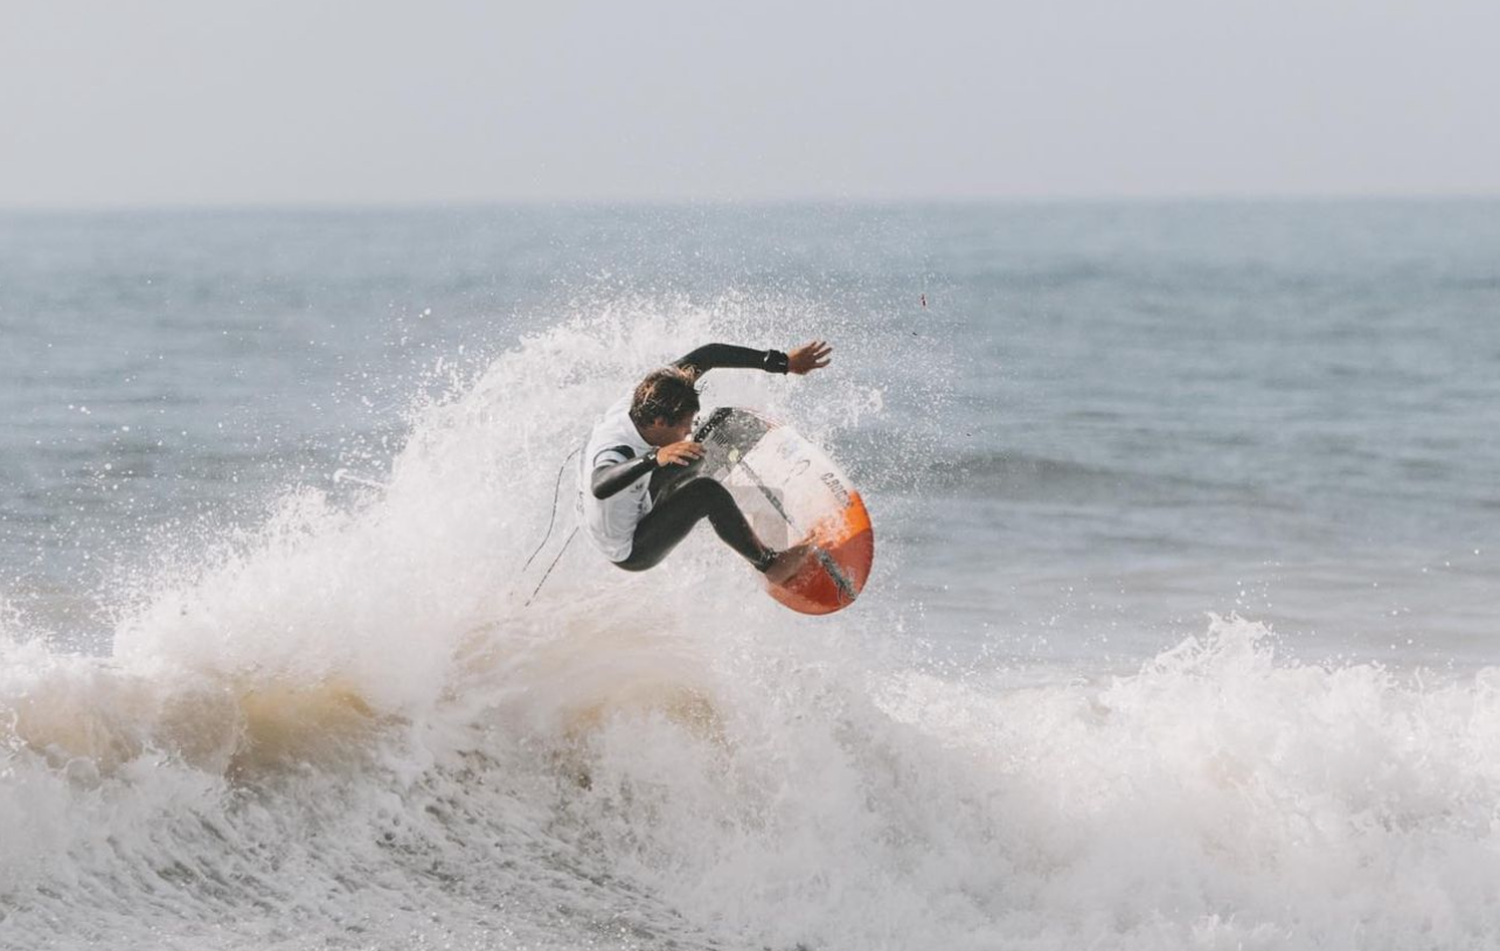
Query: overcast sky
[[3, 0, 1497, 207]]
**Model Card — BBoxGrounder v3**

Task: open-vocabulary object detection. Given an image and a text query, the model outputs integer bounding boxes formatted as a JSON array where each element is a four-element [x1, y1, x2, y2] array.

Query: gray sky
[[3, 0, 1497, 207]]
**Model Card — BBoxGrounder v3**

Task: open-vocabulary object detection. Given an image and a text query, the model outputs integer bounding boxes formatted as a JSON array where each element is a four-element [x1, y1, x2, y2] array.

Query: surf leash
[[521, 447, 582, 607], [525, 526, 578, 607], [524, 447, 580, 571]]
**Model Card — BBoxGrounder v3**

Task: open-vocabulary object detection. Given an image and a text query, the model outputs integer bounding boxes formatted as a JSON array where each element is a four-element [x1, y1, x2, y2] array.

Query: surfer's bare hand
[[787, 340, 832, 375], [656, 441, 704, 466]]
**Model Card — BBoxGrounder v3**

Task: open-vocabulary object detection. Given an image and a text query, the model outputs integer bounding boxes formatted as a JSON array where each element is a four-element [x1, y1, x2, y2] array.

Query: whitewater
[[3, 203, 1499, 949]]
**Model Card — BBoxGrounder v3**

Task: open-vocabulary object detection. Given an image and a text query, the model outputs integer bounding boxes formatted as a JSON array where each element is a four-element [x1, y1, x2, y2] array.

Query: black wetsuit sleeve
[[672, 343, 789, 378], [591, 451, 657, 500]]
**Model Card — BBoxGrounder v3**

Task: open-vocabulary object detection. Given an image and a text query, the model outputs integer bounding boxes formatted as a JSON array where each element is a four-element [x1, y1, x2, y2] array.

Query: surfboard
[[693, 407, 874, 615]]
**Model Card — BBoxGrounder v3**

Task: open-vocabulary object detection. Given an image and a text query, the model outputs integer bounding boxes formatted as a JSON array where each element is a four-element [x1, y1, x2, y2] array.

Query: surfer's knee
[[648, 455, 704, 498]]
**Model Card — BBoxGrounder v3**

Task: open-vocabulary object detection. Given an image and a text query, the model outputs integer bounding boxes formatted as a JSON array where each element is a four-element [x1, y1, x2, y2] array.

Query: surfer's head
[[631, 367, 700, 445]]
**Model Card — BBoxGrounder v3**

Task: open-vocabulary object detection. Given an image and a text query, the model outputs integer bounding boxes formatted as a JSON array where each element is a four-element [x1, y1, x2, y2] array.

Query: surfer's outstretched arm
[[672, 343, 786, 378], [672, 341, 832, 380]]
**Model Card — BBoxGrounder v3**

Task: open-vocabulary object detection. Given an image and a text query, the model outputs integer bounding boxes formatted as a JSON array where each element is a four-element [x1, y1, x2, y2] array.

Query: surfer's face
[[644, 412, 696, 446]]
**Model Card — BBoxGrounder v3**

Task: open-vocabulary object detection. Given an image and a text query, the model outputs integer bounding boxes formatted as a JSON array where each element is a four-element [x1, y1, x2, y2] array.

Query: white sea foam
[[4, 305, 1499, 950]]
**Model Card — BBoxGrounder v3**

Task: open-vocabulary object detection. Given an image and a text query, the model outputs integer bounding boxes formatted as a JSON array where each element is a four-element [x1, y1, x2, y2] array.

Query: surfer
[[578, 341, 833, 577]]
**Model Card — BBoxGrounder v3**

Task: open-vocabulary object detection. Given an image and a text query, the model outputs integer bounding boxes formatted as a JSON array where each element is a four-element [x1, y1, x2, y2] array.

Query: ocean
[[1, 201, 1497, 949]]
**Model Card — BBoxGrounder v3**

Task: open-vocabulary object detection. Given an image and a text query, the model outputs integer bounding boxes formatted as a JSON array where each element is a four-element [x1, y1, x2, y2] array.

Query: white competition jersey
[[576, 395, 655, 562]]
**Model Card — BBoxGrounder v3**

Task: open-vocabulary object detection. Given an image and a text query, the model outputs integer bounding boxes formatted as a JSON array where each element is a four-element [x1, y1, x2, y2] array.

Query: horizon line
[[4, 191, 1499, 216]]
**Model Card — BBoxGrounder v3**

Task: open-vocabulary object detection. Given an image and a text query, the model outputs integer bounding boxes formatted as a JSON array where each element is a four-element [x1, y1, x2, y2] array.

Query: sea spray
[[5, 302, 1498, 950]]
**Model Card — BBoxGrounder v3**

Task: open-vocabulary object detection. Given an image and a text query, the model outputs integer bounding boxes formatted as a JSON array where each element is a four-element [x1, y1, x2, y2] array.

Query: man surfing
[[578, 341, 833, 577]]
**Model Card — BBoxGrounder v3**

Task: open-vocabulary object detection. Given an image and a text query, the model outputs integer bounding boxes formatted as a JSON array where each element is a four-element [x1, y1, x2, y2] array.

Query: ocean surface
[[1, 201, 1497, 949]]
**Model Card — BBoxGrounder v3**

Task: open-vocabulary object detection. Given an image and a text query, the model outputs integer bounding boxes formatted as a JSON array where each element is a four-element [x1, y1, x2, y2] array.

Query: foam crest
[[553, 616, 1500, 950]]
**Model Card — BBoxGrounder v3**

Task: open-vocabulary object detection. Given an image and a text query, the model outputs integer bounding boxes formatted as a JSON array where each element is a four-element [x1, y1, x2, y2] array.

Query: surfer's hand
[[787, 340, 832, 375], [656, 441, 704, 466]]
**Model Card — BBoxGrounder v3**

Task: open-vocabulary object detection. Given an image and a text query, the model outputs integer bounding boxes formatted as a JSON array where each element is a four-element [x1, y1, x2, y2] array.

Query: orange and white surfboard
[[695, 408, 874, 615]]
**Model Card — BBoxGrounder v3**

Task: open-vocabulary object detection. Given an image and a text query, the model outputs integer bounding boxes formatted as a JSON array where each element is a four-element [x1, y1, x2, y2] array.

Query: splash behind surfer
[[578, 341, 832, 576]]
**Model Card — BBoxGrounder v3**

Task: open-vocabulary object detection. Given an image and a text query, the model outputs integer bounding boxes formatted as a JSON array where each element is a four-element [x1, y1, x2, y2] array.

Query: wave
[[4, 304, 1499, 950], [920, 450, 1297, 516], [8, 613, 1500, 950]]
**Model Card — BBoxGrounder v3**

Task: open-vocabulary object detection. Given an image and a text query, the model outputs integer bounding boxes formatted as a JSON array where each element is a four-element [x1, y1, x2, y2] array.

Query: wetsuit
[[578, 344, 791, 572]]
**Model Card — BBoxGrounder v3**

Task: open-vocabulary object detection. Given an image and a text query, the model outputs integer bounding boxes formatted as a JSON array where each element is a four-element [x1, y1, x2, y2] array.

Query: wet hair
[[629, 366, 700, 427]]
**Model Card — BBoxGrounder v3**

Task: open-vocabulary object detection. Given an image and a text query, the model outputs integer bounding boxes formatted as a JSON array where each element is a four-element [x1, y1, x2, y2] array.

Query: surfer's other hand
[[656, 441, 704, 466], [787, 340, 832, 375]]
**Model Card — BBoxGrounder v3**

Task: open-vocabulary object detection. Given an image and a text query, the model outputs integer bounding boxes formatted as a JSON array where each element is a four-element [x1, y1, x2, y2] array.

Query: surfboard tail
[[765, 492, 874, 615]]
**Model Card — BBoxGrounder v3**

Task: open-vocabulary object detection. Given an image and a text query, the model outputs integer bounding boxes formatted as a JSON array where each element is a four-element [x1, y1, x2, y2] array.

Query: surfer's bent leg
[[616, 478, 775, 573], [647, 456, 700, 500]]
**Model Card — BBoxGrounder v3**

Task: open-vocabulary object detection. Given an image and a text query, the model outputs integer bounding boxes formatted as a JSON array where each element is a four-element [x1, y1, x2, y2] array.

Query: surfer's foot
[[759, 543, 814, 583]]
